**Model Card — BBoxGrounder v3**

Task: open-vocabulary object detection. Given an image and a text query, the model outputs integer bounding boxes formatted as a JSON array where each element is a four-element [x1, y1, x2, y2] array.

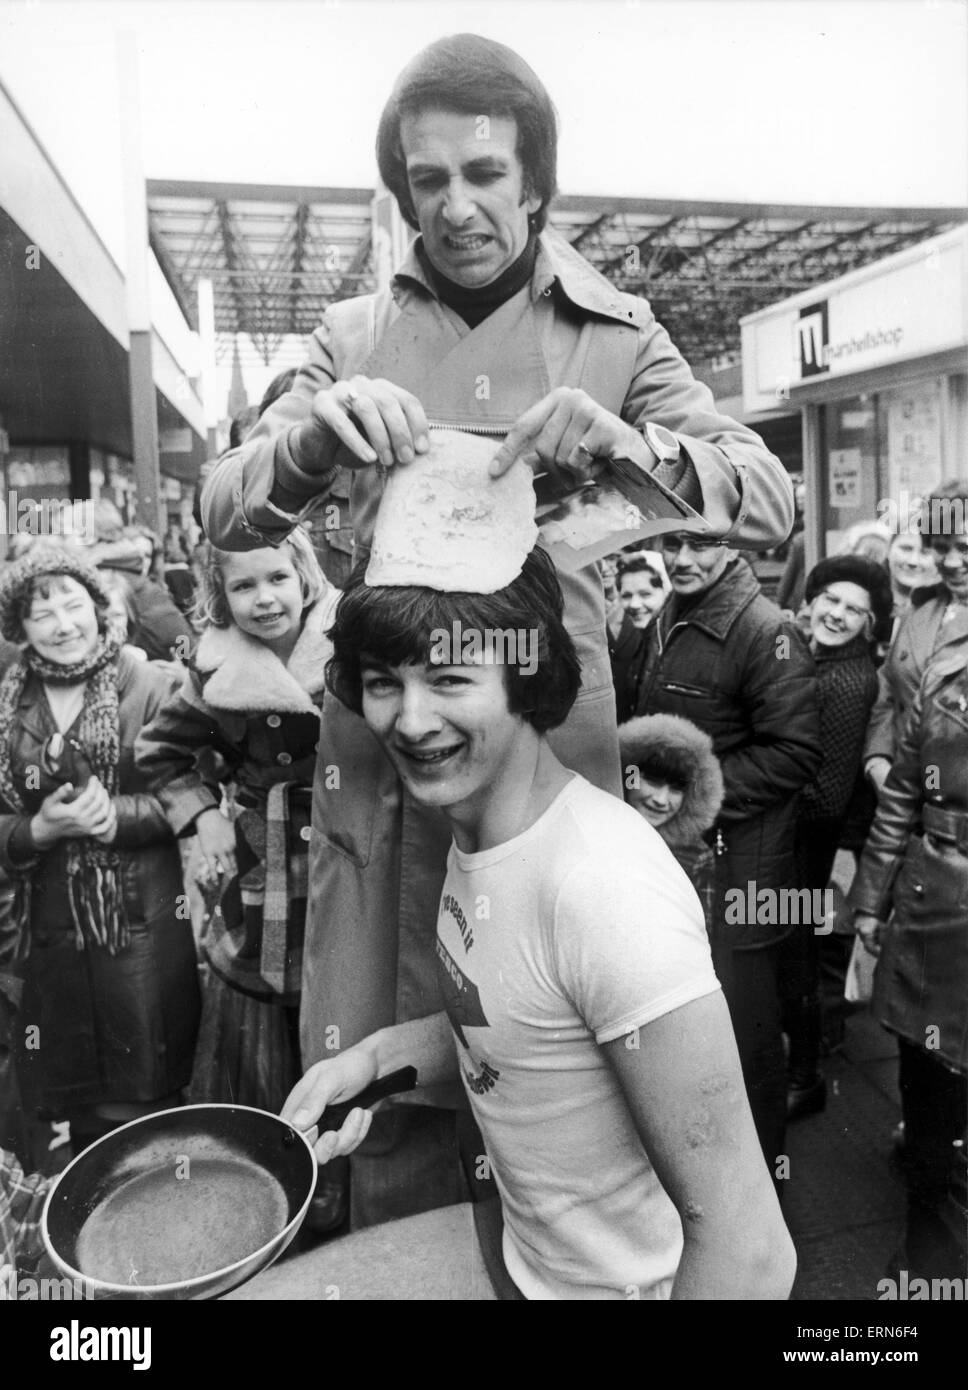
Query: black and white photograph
[[0, 0, 965, 1346]]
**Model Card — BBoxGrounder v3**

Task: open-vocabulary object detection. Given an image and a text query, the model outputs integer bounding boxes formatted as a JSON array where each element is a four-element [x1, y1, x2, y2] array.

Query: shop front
[[741, 224, 967, 570]]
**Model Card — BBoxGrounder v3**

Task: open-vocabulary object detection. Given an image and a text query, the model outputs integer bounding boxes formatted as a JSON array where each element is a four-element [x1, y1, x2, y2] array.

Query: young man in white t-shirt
[[284, 548, 795, 1300]]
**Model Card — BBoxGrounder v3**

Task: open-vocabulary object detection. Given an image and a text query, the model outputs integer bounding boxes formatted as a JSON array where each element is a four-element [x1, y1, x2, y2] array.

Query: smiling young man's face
[[400, 107, 541, 288], [361, 657, 532, 816]]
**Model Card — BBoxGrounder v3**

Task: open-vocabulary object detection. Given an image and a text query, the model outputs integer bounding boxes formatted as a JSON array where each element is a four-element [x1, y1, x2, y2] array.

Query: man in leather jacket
[[632, 532, 822, 1176]]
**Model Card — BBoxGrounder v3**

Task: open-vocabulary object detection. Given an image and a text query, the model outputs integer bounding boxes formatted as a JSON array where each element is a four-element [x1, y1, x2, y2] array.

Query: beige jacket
[[201, 230, 794, 1060]]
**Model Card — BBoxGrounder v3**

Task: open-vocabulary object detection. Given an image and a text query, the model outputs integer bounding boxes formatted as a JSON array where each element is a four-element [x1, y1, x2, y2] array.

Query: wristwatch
[[643, 421, 681, 464]]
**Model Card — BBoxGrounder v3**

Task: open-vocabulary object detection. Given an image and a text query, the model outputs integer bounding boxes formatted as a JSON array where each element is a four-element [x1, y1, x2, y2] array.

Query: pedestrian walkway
[[786, 1009, 906, 1300]]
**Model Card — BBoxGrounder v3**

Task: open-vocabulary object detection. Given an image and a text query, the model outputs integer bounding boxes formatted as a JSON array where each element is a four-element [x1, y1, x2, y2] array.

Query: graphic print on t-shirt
[[434, 938, 488, 1047], [437, 880, 505, 1095]]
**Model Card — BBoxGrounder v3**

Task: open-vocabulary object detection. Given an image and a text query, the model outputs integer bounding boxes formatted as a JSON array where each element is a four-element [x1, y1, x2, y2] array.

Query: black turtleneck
[[419, 229, 540, 329]]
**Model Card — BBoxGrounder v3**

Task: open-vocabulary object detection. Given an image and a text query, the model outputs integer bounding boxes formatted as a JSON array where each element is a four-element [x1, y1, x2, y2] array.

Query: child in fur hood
[[135, 529, 345, 1225], [618, 714, 729, 990]]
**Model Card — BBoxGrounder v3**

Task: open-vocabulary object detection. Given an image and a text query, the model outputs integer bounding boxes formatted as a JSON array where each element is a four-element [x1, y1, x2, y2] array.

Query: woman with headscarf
[[0, 548, 201, 1160], [609, 551, 671, 722]]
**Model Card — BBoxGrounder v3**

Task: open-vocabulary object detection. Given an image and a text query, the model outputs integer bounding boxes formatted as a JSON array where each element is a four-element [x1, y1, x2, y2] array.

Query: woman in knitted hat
[[0, 547, 201, 1160], [618, 712, 729, 989], [780, 554, 892, 1121]]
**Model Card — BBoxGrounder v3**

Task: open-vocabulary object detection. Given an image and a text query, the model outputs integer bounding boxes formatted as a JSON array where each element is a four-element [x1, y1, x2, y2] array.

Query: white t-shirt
[[435, 774, 721, 1300]]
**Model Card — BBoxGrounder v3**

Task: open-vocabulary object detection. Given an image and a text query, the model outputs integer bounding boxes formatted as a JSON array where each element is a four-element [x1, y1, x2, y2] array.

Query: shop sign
[[742, 227, 967, 412]]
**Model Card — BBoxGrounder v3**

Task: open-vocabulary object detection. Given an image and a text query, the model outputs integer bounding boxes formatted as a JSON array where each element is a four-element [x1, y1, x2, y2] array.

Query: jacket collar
[[661, 558, 760, 641], [911, 581, 951, 609], [392, 229, 654, 330], [194, 588, 340, 714]]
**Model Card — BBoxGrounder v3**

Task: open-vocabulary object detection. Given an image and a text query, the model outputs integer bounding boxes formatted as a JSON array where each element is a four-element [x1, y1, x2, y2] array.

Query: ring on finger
[[576, 441, 595, 461], [342, 388, 359, 414]]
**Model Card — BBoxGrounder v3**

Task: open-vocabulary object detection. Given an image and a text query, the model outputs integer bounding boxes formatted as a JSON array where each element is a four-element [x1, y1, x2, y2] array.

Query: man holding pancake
[[202, 34, 794, 1225]]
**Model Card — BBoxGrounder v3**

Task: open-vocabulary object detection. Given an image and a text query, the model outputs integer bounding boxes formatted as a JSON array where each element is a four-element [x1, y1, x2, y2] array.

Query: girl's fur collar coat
[[192, 588, 340, 714], [617, 713, 725, 850]]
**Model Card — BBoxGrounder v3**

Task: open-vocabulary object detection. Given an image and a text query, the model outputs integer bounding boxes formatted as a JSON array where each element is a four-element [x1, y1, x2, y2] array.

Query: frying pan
[[42, 1065, 417, 1300]]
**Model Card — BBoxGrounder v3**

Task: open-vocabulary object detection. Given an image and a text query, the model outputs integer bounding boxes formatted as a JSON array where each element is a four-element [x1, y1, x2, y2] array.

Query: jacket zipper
[[425, 422, 555, 486], [427, 421, 510, 437], [662, 681, 711, 698], [375, 421, 513, 492], [640, 616, 688, 709]]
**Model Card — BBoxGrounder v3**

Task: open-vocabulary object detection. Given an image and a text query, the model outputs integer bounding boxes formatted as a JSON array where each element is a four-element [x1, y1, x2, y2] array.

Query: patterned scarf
[[0, 629, 129, 953]]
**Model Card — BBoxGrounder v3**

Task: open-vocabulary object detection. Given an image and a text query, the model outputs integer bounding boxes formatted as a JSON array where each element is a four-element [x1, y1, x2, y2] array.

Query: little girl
[[135, 528, 339, 1117]]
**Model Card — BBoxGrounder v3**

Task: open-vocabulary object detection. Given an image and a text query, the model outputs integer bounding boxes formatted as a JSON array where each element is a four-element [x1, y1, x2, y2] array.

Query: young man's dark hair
[[375, 33, 559, 234], [326, 545, 580, 732]]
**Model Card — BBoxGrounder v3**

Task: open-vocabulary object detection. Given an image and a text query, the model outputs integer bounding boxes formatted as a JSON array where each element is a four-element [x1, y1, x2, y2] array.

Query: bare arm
[[282, 1012, 457, 1164], [604, 991, 796, 1300]]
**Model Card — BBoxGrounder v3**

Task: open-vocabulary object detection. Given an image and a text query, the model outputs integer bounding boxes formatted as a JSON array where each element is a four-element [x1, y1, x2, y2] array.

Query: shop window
[[878, 379, 943, 509], [5, 445, 72, 497], [822, 395, 883, 555]]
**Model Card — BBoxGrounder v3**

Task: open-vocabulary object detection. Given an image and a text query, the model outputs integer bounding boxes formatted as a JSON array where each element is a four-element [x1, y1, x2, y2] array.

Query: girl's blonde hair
[[192, 527, 327, 630]]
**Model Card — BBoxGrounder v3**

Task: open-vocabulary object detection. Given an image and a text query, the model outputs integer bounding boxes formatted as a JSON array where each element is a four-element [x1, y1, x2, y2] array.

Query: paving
[[785, 1008, 907, 1301]]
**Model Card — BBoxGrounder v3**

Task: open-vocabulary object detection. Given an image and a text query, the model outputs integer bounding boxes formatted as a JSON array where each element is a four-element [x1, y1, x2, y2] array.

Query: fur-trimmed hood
[[193, 587, 340, 714], [618, 713, 725, 849]]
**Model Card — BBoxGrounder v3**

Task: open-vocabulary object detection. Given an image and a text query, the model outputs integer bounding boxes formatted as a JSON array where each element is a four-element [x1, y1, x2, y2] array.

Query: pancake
[[75, 1154, 289, 1288], [365, 429, 537, 593]]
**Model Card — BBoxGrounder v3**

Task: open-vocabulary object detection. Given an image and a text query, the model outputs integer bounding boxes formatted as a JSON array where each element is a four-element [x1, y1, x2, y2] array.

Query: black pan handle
[[315, 1066, 418, 1134]]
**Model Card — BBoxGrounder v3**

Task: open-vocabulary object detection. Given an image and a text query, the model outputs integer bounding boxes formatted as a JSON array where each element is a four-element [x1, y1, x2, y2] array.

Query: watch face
[[647, 423, 680, 460]]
